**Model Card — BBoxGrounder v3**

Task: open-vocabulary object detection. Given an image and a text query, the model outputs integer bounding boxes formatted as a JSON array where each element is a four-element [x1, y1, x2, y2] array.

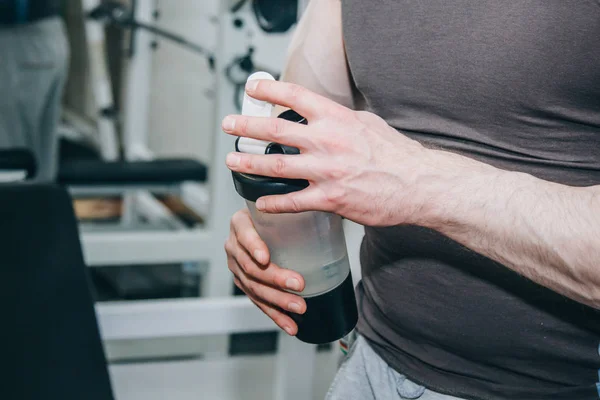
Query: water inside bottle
[[293, 254, 351, 298]]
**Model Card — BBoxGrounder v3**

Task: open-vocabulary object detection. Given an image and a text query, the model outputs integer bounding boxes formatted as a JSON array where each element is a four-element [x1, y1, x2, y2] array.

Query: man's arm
[[225, 79, 600, 309], [282, 2, 600, 308], [225, 0, 600, 311], [277, 0, 354, 110], [416, 149, 600, 308]]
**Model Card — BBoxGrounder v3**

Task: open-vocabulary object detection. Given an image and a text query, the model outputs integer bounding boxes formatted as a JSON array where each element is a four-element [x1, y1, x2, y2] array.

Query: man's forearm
[[414, 149, 600, 308]]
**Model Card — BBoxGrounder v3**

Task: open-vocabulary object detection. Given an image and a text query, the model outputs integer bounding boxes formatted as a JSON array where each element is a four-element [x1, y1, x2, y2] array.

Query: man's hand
[[225, 209, 307, 336], [222, 79, 429, 227]]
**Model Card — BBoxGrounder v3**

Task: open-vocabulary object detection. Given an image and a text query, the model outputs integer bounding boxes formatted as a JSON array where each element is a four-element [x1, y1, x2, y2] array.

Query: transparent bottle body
[[246, 201, 350, 297]]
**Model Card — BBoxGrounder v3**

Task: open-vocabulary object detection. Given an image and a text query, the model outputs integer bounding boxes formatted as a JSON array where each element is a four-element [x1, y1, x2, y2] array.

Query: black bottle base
[[287, 272, 358, 345]]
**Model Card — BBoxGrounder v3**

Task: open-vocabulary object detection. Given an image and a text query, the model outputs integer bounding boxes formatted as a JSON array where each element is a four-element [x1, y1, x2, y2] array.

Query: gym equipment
[[65, 0, 213, 273], [232, 72, 358, 344], [50, 2, 333, 398], [0, 184, 115, 400], [60, 158, 207, 185], [79, 0, 120, 161], [0, 0, 326, 398], [87, 0, 215, 69], [230, 0, 299, 33]]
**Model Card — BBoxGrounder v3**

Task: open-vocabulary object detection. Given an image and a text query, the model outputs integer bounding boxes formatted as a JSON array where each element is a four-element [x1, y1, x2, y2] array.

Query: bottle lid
[[237, 72, 275, 155], [235, 109, 306, 155], [232, 109, 310, 202], [232, 172, 309, 203]]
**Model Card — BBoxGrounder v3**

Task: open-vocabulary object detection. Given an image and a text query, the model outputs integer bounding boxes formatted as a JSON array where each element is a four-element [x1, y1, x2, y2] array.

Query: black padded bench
[[58, 158, 208, 186]]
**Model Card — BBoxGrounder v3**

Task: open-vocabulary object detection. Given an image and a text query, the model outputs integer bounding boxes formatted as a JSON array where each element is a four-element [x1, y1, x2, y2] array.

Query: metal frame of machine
[[70, 1, 321, 399]]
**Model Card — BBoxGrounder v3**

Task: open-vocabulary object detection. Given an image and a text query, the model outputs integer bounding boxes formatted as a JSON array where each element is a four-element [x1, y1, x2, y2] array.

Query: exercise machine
[[0, 1, 362, 397], [61, 1, 327, 399]]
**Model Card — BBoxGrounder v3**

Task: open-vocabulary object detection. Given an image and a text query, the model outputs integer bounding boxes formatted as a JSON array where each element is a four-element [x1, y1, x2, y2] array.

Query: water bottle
[[231, 72, 358, 344]]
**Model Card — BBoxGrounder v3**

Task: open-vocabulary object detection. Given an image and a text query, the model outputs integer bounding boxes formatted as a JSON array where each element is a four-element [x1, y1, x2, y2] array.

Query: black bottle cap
[[232, 109, 309, 202], [278, 109, 307, 125], [232, 172, 308, 202]]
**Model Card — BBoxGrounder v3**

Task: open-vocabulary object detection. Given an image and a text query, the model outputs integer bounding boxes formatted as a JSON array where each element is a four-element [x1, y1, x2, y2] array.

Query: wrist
[[409, 148, 504, 230]]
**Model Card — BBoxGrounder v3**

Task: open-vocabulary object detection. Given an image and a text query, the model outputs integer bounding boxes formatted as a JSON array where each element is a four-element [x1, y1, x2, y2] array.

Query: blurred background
[[0, 1, 364, 399]]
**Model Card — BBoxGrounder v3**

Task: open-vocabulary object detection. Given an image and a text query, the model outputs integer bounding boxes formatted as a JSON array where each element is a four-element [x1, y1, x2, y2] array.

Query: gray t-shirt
[[342, 1, 600, 399]]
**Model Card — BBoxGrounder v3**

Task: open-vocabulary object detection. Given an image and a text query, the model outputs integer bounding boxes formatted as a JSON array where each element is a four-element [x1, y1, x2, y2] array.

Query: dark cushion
[[0, 184, 115, 400], [58, 158, 208, 185]]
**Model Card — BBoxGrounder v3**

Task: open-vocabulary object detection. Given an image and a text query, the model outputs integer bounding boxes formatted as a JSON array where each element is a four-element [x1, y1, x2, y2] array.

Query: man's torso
[[341, 1, 600, 399]]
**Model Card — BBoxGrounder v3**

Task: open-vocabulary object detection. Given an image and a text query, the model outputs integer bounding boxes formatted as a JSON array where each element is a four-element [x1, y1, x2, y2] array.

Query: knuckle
[[239, 259, 253, 275], [241, 155, 253, 170], [325, 186, 346, 208], [239, 263, 249, 274], [288, 196, 301, 213], [320, 133, 353, 153], [273, 157, 286, 176], [323, 165, 346, 180], [271, 198, 284, 213], [321, 135, 340, 149], [239, 117, 250, 135], [269, 119, 284, 140], [245, 280, 258, 298], [266, 200, 277, 213]]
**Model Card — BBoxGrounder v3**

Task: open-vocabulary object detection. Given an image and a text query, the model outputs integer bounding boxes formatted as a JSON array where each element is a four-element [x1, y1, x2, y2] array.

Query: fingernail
[[222, 116, 236, 132], [286, 278, 301, 291], [284, 326, 294, 336], [226, 153, 240, 168], [246, 79, 259, 93], [253, 250, 266, 264], [288, 302, 302, 313], [256, 199, 265, 210]]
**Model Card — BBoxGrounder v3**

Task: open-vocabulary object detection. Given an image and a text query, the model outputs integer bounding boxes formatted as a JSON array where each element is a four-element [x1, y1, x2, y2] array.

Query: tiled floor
[[109, 351, 340, 400]]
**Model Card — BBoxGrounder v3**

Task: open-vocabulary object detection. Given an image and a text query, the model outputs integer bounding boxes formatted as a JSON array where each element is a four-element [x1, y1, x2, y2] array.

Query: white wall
[[146, 1, 298, 164], [147, 0, 221, 163]]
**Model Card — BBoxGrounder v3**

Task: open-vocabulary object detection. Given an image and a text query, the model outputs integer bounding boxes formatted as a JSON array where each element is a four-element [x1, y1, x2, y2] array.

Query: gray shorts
[[326, 333, 464, 400], [0, 17, 69, 181]]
